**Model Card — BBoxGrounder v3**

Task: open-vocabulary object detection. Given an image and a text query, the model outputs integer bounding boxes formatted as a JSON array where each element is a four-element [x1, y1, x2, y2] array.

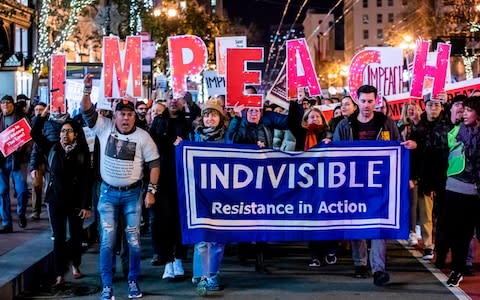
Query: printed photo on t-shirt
[[105, 134, 136, 161]]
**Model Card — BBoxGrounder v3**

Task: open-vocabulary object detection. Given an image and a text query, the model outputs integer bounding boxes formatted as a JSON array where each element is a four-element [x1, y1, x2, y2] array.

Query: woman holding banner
[[442, 96, 480, 287], [287, 98, 338, 267], [30, 109, 91, 287], [175, 99, 229, 295]]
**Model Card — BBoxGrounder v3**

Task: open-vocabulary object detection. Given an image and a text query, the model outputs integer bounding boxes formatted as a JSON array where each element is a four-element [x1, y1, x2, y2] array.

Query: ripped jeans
[[98, 182, 142, 286]]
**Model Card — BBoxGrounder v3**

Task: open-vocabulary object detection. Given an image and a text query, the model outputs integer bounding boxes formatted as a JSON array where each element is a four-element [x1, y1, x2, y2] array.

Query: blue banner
[[176, 141, 410, 244]]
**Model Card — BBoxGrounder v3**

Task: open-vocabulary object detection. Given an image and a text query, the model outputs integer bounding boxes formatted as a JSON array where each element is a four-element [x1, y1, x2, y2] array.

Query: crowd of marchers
[[0, 80, 479, 299]]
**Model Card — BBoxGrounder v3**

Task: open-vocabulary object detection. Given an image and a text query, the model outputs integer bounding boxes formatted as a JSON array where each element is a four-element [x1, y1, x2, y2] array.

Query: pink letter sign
[[348, 49, 381, 103], [103, 36, 142, 98], [410, 40, 451, 99], [226, 47, 264, 108], [286, 38, 322, 100], [168, 35, 207, 98], [0, 118, 32, 157], [50, 54, 66, 113]]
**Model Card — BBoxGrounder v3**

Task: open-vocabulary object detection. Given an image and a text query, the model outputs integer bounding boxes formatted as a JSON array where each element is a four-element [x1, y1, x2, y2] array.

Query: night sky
[[223, 0, 339, 47]]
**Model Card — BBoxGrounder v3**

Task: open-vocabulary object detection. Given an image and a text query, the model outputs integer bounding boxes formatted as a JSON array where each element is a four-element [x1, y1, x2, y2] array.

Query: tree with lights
[[30, 0, 95, 97]]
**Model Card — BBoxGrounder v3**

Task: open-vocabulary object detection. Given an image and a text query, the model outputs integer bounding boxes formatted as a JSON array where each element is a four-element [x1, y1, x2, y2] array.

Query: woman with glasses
[[30, 108, 91, 287]]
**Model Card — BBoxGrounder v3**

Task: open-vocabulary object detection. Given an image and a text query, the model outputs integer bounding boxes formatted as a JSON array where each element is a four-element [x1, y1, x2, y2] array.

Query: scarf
[[457, 124, 480, 158], [61, 140, 77, 154], [197, 126, 225, 142], [304, 124, 326, 151]]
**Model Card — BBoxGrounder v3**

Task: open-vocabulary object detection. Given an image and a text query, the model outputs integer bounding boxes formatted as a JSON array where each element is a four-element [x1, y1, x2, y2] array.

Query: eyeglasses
[[60, 128, 74, 134]]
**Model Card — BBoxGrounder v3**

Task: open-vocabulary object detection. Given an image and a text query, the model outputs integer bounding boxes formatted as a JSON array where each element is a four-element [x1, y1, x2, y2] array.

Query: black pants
[[443, 190, 479, 273], [152, 192, 187, 264], [48, 203, 83, 277]]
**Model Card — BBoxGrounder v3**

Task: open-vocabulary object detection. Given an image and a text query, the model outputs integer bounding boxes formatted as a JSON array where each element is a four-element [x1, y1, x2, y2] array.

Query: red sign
[[225, 47, 264, 108], [50, 54, 66, 113], [0, 118, 32, 157]]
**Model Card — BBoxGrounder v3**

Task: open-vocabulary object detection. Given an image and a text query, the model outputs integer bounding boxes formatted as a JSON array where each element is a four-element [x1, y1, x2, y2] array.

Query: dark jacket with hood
[[333, 111, 400, 142]]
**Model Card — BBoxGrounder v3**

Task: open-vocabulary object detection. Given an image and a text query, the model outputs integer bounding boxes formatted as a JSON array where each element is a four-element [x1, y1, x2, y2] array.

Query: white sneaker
[[162, 262, 174, 279], [415, 225, 422, 240], [173, 259, 185, 276], [408, 232, 418, 246]]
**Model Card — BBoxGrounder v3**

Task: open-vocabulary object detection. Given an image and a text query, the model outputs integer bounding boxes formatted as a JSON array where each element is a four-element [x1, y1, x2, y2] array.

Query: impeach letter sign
[[0, 118, 32, 157], [176, 141, 410, 244]]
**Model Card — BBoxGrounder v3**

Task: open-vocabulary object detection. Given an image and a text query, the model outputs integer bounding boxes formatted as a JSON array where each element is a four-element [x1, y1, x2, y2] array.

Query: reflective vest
[[447, 125, 465, 176]]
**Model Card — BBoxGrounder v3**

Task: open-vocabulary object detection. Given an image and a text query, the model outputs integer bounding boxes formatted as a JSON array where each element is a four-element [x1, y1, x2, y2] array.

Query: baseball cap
[[115, 99, 135, 111]]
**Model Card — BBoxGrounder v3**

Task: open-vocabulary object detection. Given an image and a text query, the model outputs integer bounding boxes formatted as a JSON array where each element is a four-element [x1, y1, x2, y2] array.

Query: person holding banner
[[30, 111, 91, 287], [0, 95, 30, 233], [333, 85, 416, 286], [442, 96, 480, 287], [185, 99, 228, 294], [81, 74, 160, 300], [287, 98, 338, 267], [226, 86, 290, 274]]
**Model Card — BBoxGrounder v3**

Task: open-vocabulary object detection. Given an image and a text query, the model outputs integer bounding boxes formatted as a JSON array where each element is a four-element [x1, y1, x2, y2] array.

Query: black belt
[[103, 180, 142, 191]]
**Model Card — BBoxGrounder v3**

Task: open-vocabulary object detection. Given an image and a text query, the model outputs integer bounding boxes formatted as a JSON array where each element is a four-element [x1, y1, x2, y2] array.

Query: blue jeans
[[193, 242, 225, 278], [0, 157, 28, 227], [98, 182, 142, 286], [351, 239, 386, 273]]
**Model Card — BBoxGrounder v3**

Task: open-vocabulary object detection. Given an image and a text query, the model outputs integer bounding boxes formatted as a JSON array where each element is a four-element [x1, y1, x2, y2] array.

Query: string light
[[462, 48, 477, 80], [32, 0, 95, 74]]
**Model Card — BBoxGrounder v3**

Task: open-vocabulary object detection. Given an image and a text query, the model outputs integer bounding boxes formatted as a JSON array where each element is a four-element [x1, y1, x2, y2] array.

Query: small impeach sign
[[0, 118, 32, 157]]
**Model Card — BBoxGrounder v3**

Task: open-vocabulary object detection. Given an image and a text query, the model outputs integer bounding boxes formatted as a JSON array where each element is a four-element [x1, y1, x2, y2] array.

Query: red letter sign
[[410, 40, 451, 99], [103, 36, 142, 98], [286, 38, 322, 100], [50, 54, 66, 113], [225, 47, 264, 108], [168, 35, 208, 98]]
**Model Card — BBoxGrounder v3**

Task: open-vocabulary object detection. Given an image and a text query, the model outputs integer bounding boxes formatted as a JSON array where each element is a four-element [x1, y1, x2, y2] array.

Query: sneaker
[[127, 280, 142, 298], [373, 271, 390, 286], [325, 253, 337, 265], [192, 277, 201, 285], [18, 216, 27, 228], [407, 232, 418, 246], [101, 286, 114, 300], [206, 275, 221, 291], [309, 258, 321, 267], [151, 254, 161, 266], [162, 262, 174, 279], [447, 271, 463, 287], [196, 277, 208, 296], [30, 213, 40, 221], [173, 259, 184, 277], [422, 249, 434, 260], [464, 265, 476, 277], [354, 266, 369, 278]]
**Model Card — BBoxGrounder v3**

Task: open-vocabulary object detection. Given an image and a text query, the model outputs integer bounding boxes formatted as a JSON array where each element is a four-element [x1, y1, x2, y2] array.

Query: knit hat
[[202, 99, 224, 117]]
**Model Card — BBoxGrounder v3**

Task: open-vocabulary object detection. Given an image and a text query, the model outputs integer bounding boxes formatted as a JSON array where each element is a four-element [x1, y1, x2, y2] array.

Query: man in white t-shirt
[[81, 74, 160, 300]]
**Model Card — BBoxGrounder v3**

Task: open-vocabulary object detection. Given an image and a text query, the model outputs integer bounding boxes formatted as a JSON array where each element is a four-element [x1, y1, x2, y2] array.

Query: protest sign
[[286, 38, 322, 100], [50, 54, 66, 113], [0, 118, 32, 157], [410, 40, 451, 99], [225, 47, 264, 108], [176, 141, 409, 244], [349, 48, 403, 105], [102, 36, 143, 99], [215, 36, 247, 76], [168, 35, 208, 98], [203, 70, 226, 97]]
